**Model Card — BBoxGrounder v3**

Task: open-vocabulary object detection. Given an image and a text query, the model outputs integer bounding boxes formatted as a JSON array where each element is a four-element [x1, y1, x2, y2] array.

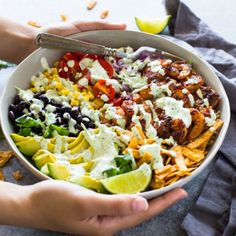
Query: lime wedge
[[135, 15, 171, 34], [101, 163, 152, 194]]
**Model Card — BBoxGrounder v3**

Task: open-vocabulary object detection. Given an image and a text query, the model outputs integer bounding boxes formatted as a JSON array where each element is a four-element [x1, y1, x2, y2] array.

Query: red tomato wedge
[[93, 80, 115, 101], [112, 97, 123, 106], [97, 58, 114, 78]]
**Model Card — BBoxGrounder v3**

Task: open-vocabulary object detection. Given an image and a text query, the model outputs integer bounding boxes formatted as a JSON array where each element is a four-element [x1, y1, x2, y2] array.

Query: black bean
[[71, 107, 80, 119], [76, 115, 83, 123], [9, 104, 18, 114], [87, 122, 95, 129], [34, 92, 45, 99], [60, 106, 71, 113], [8, 111, 15, 122], [55, 117, 62, 125], [69, 133, 78, 137], [61, 117, 69, 125], [14, 95, 21, 104], [50, 99, 62, 107], [38, 112, 45, 121], [39, 96, 49, 105], [81, 121, 89, 127], [76, 124, 83, 131], [17, 101, 28, 111]]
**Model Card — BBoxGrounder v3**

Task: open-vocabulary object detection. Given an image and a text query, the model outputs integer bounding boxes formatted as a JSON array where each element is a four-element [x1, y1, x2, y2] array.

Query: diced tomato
[[63, 52, 77, 61], [112, 97, 123, 106], [97, 58, 114, 78], [93, 80, 115, 101], [80, 54, 114, 78]]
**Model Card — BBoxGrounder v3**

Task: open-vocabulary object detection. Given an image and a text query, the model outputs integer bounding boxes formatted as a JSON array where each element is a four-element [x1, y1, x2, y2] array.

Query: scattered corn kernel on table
[[0, 0, 235, 235]]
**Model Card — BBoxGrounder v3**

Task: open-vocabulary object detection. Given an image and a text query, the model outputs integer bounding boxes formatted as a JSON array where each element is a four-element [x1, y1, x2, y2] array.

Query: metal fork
[[35, 33, 183, 60]]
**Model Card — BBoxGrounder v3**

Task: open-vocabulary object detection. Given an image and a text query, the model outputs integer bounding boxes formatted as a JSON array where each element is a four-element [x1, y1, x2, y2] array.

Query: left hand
[[0, 16, 126, 64]]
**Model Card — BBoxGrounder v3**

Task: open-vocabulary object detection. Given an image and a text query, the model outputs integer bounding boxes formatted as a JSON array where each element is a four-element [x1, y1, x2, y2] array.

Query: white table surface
[[0, 1, 235, 235], [0, 0, 235, 44]]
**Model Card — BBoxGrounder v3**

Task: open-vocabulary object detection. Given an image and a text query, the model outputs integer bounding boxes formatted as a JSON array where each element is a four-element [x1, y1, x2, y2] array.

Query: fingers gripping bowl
[[0, 31, 230, 199]]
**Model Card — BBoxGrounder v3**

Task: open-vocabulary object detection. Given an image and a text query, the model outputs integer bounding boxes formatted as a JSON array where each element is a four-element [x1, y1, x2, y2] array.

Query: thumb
[[40, 21, 126, 37], [89, 194, 149, 216]]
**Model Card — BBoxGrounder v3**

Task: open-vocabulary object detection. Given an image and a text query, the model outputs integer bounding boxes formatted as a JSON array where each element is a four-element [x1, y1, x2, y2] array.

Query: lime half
[[135, 15, 171, 34], [101, 163, 152, 194]]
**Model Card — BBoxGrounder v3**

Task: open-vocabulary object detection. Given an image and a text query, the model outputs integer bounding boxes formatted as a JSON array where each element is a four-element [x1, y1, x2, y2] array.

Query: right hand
[[15, 180, 187, 236]]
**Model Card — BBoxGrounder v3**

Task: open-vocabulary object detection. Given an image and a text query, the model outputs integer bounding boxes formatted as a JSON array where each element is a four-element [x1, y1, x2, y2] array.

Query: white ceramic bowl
[[0, 30, 230, 199]]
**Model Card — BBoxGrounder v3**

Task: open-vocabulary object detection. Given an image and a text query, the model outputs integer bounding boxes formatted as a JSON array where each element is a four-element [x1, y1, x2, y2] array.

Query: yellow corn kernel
[[71, 99, 79, 107], [55, 82, 63, 91], [73, 91, 81, 99], [44, 71, 50, 77], [31, 88, 38, 93], [51, 68, 58, 75], [87, 91, 95, 100], [61, 89, 70, 96], [52, 75, 60, 81], [83, 95, 90, 101], [44, 85, 50, 91]]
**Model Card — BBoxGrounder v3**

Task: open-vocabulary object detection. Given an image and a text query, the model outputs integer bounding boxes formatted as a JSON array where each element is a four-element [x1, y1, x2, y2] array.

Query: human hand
[[14, 180, 187, 236], [0, 17, 126, 64]]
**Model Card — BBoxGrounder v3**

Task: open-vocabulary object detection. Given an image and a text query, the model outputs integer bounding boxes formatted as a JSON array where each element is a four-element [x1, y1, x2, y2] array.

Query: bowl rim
[[0, 30, 231, 198]]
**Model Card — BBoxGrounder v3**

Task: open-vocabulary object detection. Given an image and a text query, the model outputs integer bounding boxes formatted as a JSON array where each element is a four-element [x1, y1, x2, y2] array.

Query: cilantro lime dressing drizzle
[[16, 88, 34, 103], [131, 104, 157, 138], [103, 104, 126, 129], [40, 138, 50, 150], [139, 142, 164, 170], [188, 94, 195, 107], [54, 135, 63, 153], [29, 99, 44, 117], [45, 90, 69, 106], [156, 97, 192, 128], [80, 100, 100, 122], [150, 82, 172, 98], [119, 70, 148, 90], [82, 124, 119, 179], [205, 109, 217, 126], [196, 89, 203, 99], [147, 59, 164, 74], [79, 58, 121, 92]]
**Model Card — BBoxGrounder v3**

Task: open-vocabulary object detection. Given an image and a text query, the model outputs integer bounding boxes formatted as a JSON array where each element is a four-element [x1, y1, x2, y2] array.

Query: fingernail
[[132, 197, 148, 213]]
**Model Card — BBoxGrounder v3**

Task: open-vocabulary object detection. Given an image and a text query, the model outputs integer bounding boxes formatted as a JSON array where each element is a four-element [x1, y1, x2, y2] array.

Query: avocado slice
[[70, 138, 89, 155], [40, 164, 50, 176], [47, 163, 71, 180], [70, 175, 104, 193], [13, 137, 41, 156], [68, 132, 84, 149], [33, 151, 56, 169]]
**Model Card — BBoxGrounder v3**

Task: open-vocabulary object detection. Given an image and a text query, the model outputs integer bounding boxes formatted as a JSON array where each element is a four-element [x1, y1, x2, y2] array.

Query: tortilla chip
[[187, 119, 223, 149], [137, 151, 153, 166], [0, 151, 14, 167], [0, 168, 5, 181], [12, 170, 23, 181], [150, 177, 165, 189], [172, 146, 188, 171], [182, 146, 205, 162]]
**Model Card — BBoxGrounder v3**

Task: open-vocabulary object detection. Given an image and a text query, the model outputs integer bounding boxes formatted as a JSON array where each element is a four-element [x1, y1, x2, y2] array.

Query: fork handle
[[35, 33, 119, 57]]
